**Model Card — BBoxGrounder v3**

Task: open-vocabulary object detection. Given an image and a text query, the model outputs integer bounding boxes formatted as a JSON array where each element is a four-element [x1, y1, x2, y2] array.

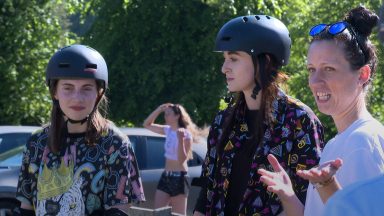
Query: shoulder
[[27, 126, 48, 145], [274, 90, 321, 126], [345, 118, 384, 149], [211, 109, 229, 127], [104, 123, 130, 144]]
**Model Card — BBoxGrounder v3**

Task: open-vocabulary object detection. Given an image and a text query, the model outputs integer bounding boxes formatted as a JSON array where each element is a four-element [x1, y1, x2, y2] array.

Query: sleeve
[[15, 136, 36, 207], [337, 132, 384, 186], [194, 111, 224, 213], [289, 111, 324, 205], [104, 135, 145, 208]]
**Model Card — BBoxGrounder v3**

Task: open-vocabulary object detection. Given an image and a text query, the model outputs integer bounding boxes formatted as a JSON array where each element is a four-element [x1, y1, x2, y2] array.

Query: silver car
[[0, 126, 41, 216], [0, 126, 207, 215]]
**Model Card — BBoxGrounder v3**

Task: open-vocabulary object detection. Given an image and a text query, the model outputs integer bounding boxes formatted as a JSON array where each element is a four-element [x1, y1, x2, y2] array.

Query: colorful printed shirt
[[200, 90, 324, 215], [16, 124, 145, 215]]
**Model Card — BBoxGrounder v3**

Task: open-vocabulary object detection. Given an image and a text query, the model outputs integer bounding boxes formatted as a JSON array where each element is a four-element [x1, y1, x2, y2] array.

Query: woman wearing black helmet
[[15, 45, 145, 216], [193, 15, 324, 215]]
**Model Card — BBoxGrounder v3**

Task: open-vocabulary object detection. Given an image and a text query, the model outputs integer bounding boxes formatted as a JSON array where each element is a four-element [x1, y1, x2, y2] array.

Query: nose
[[71, 90, 86, 101], [221, 60, 230, 74], [308, 70, 323, 87]]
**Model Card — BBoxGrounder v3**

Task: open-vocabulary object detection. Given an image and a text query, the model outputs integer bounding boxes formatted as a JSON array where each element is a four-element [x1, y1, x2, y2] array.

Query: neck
[[332, 97, 369, 133], [170, 122, 179, 130], [244, 89, 262, 110], [67, 120, 88, 133]]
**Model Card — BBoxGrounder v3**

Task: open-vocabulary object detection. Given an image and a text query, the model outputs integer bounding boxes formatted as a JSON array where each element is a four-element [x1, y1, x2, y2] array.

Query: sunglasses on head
[[309, 21, 366, 60]]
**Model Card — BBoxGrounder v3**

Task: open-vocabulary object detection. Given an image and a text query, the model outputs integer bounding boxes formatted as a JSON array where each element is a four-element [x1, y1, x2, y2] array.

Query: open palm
[[258, 154, 295, 202]]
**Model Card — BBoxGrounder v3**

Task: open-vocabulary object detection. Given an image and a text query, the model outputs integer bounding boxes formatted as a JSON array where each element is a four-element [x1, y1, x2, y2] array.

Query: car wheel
[[0, 200, 18, 216]]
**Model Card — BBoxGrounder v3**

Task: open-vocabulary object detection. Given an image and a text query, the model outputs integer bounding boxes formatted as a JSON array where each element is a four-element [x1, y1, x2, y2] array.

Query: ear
[[53, 91, 58, 100], [358, 65, 371, 86]]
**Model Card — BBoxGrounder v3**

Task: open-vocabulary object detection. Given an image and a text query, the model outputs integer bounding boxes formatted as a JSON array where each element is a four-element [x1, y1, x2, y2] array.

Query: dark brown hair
[[217, 54, 288, 156], [311, 6, 379, 89], [48, 80, 109, 153]]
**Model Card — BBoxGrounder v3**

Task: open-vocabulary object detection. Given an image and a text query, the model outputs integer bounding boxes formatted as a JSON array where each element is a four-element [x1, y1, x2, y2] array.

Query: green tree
[[83, 0, 230, 126], [0, 0, 77, 125]]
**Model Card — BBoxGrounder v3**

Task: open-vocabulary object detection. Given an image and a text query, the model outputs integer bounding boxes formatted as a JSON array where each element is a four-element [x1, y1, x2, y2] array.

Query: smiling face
[[307, 40, 363, 117], [221, 51, 256, 95], [54, 79, 99, 121]]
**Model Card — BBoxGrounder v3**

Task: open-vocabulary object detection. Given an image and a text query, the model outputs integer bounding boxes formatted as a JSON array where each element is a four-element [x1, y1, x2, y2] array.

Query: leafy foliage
[[0, 0, 77, 125], [1, 0, 383, 139], [82, 0, 230, 126]]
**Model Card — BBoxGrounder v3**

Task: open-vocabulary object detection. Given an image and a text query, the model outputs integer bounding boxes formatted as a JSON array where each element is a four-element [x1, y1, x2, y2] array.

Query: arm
[[193, 111, 224, 215], [177, 129, 192, 163], [143, 103, 171, 134], [104, 134, 145, 211], [16, 135, 37, 214]]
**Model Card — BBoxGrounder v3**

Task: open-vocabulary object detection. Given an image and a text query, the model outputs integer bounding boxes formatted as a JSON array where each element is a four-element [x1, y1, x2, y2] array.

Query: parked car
[[0, 126, 207, 215], [0, 126, 40, 216]]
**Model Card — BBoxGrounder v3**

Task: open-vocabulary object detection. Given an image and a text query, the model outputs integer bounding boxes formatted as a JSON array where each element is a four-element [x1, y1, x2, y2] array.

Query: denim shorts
[[157, 171, 190, 197]]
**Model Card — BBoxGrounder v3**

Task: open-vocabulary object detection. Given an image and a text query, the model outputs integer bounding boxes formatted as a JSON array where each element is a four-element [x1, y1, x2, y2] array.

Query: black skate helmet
[[215, 15, 291, 66], [46, 44, 108, 88]]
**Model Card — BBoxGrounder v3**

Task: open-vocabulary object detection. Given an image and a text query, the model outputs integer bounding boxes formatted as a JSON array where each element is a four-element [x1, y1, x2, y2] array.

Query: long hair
[[48, 80, 109, 153], [170, 104, 199, 159], [217, 54, 288, 156]]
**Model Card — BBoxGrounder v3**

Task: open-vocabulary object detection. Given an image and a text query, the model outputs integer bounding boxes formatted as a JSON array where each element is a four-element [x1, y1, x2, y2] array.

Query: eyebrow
[[61, 83, 95, 87], [228, 51, 240, 55]]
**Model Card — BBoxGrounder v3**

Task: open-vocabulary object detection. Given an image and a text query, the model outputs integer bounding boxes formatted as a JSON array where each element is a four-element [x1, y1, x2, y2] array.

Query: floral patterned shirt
[[16, 124, 145, 215], [200, 90, 324, 215]]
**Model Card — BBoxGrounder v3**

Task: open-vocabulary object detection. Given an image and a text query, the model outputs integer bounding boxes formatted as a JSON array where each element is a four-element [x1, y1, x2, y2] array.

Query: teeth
[[316, 92, 330, 101]]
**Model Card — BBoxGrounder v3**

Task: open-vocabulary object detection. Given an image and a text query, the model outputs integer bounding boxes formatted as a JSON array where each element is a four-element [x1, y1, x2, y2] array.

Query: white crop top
[[163, 125, 192, 160]]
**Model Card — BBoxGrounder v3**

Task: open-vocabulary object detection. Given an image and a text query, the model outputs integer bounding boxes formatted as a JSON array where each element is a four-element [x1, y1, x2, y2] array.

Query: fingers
[[258, 169, 277, 186], [267, 154, 283, 172], [297, 159, 343, 183]]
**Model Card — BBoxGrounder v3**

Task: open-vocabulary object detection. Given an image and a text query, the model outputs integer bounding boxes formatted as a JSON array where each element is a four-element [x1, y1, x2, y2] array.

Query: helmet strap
[[251, 55, 266, 99], [67, 117, 88, 124], [224, 91, 234, 104], [251, 82, 261, 99]]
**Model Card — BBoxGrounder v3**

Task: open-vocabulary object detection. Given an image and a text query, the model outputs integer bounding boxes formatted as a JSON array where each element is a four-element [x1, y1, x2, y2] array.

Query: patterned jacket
[[201, 90, 324, 215]]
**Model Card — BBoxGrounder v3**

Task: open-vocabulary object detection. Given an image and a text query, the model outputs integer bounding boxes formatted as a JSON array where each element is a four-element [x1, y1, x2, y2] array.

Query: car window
[[143, 137, 165, 170], [0, 133, 31, 154]]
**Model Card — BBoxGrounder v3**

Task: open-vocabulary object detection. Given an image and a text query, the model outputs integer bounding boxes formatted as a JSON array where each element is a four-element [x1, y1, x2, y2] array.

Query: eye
[[307, 67, 315, 74], [63, 87, 73, 91], [324, 66, 335, 72]]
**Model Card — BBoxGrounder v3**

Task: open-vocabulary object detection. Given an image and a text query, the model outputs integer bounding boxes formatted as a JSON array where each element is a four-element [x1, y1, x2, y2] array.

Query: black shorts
[[157, 171, 190, 197]]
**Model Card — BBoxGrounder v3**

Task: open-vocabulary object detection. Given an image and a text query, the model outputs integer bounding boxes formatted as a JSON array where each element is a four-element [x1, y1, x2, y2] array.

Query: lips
[[69, 106, 85, 111], [226, 77, 234, 82]]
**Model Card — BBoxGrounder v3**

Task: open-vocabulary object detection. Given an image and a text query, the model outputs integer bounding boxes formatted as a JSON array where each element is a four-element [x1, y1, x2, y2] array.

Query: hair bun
[[344, 6, 379, 37]]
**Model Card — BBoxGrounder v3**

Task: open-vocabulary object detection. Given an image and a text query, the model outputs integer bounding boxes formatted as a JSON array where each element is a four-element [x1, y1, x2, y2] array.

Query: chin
[[316, 106, 332, 116]]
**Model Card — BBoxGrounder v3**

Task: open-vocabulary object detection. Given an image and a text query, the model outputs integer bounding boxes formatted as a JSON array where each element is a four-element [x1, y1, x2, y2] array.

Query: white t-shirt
[[323, 174, 384, 216], [163, 125, 192, 160], [304, 116, 384, 216]]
